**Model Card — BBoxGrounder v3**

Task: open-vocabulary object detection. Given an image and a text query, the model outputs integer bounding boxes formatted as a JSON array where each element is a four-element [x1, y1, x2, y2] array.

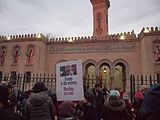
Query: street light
[[103, 68, 107, 73]]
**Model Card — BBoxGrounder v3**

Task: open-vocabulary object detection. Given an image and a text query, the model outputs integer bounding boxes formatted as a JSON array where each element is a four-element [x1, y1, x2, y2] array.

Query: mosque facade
[[0, 0, 160, 90]]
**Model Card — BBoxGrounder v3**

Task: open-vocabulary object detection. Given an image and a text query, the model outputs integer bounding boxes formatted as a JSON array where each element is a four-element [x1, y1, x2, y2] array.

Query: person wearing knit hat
[[109, 90, 120, 100], [109, 90, 120, 97], [123, 93, 129, 101], [134, 91, 144, 100], [140, 85, 149, 95], [132, 91, 144, 118], [102, 89, 133, 120], [123, 92, 132, 116]]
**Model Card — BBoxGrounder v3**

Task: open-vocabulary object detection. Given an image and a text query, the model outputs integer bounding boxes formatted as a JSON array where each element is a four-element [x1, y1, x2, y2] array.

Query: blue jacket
[[137, 84, 160, 120]]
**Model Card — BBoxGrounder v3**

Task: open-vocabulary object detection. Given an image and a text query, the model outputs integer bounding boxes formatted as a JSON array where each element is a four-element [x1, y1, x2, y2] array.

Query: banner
[[56, 59, 84, 101]]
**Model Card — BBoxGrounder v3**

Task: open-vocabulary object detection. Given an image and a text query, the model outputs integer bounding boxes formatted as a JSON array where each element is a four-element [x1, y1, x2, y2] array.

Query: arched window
[[28, 49, 33, 64], [11, 71, 17, 81], [12, 45, 20, 64], [0, 46, 7, 66], [26, 45, 35, 64], [153, 40, 160, 62], [25, 71, 31, 83]]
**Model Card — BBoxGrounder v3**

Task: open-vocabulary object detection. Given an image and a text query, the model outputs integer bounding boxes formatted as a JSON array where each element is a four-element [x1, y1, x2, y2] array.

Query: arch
[[27, 44, 35, 48], [152, 39, 160, 62], [97, 59, 112, 73], [97, 59, 113, 89], [83, 59, 97, 75], [12, 45, 21, 64], [0, 46, 7, 66], [83, 59, 97, 87], [13, 45, 21, 49], [0, 46, 7, 51], [25, 71, 31, 83], [10, 71, 17, 81], [152, 39, 160, 44], [26, 44, 35, 64], [113, 58, 129, 78], [113, 59, 129, 91], [0, 46, 7, 54], [26, 44, 35, 55]]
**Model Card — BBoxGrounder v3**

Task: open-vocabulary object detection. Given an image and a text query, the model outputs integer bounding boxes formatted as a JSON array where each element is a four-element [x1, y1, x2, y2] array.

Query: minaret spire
[[90, 0, 110, 37]]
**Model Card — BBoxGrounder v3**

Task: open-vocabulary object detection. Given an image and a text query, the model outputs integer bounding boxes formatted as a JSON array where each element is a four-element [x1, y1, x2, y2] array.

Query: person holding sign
[[56, 60, 84, 101]]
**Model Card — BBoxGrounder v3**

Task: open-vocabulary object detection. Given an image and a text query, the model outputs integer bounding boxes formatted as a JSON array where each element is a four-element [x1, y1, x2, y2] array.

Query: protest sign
[[56, 59, 84, 101]]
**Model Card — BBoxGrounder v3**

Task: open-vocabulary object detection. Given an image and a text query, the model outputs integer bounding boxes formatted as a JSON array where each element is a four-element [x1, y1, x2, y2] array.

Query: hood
[[105, 100, 126, 112], [29, 91, 49, 106], [140, 84, 160, 114]]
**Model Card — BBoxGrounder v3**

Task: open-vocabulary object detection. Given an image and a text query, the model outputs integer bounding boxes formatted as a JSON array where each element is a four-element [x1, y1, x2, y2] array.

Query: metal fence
[[1, 73, 160, 104], [130, 74, 160, 103], [0, 73, 111, 93], [0, 73, 56, 93]]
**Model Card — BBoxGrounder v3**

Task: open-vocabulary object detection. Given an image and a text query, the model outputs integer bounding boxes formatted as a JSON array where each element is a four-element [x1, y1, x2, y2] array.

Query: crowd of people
[[0, 81, 160, 120]]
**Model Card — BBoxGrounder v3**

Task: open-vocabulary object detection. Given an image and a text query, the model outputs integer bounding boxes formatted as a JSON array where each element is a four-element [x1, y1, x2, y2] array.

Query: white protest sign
[[56, 59, 84, 101]]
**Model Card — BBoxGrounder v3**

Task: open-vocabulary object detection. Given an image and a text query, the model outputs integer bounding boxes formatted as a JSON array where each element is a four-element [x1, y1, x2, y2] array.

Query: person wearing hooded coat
[[24, 82, 55, 120], [136, 84, 160, 120], [102, 90, 132, 120], [80, 89, 99, 120]]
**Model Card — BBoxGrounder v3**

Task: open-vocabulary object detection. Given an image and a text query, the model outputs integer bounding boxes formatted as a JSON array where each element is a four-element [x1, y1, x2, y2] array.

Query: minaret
[[90, 0, 110, 36]]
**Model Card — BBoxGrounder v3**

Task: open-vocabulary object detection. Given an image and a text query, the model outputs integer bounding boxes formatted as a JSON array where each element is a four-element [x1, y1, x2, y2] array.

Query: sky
[[0, 0, 160, 37]]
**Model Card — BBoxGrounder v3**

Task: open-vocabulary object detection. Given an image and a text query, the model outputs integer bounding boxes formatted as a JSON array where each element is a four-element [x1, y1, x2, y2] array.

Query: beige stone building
[[0, 0, 160, 90]]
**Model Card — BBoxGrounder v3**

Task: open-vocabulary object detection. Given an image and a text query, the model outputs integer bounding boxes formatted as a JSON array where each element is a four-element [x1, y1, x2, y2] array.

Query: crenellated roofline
[[1, 27, 160, 45], [138, 27, 160, 39]]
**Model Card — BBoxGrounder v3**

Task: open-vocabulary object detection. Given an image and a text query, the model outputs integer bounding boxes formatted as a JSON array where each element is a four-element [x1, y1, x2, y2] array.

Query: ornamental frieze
[[49, 42, 136, 53]]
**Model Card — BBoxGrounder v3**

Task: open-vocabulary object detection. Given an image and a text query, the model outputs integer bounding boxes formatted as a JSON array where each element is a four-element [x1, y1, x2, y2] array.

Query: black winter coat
[[0, 107, 22, 120], [81, 103, 98, 120]]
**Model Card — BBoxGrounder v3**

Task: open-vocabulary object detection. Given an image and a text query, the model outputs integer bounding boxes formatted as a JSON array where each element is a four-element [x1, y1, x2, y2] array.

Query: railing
[[130, 74, 160, 103], [0, 73, 56, 93], [0, 73, 112, 93]]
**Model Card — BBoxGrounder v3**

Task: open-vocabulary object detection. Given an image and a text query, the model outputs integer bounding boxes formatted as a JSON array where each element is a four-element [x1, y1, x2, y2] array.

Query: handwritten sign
[[56, 60, 84, 101]]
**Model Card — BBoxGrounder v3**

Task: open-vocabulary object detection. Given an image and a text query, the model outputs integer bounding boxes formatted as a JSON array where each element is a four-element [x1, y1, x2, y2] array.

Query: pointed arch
[[26, 44, 35, 64], [12, 45, 21, 64], [113, 59, 129, 91], [152, 39, 160, 62], [0, 46, 7, 66], [83, 59, 97, 75]]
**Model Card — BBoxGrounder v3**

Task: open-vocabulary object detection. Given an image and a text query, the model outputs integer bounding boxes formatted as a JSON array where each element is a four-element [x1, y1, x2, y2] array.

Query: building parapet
[[0, 30, 138, 44], [0, 33, 48, 44], [47, 30, 137, 44], [138, 27, 160, 39], [0, 33, 45, 40]]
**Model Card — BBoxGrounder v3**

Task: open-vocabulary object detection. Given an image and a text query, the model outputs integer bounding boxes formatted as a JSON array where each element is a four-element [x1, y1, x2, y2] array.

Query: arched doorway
[[85, 63, 96, 88], [99, 63, 111, 90], [114, 62, 126, 91]]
